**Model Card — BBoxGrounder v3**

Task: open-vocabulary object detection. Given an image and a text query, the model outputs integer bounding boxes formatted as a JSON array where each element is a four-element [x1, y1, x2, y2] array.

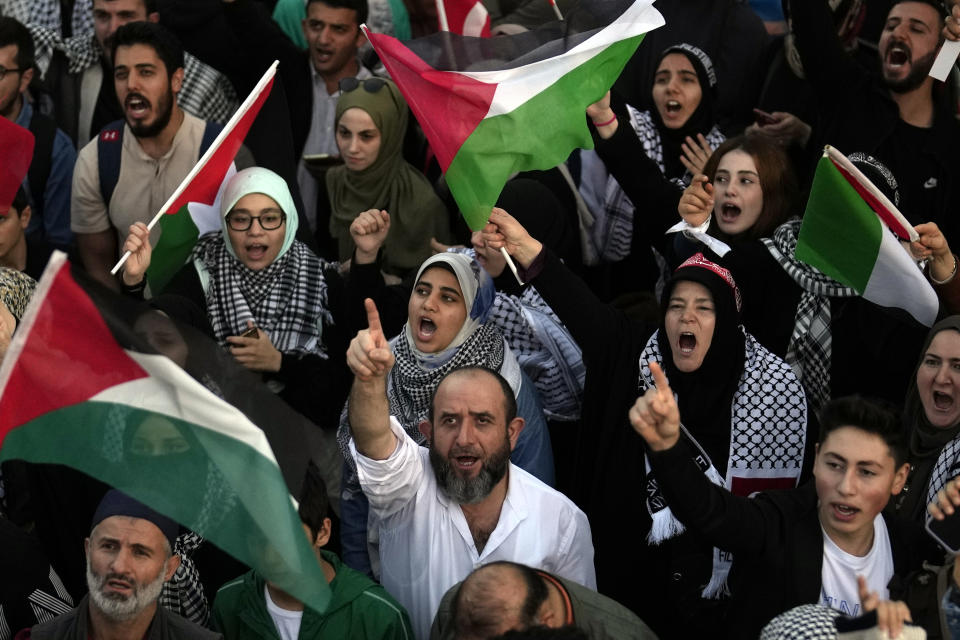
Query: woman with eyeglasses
[[120, 166, 351, 427], [325, 77, 451, 276]]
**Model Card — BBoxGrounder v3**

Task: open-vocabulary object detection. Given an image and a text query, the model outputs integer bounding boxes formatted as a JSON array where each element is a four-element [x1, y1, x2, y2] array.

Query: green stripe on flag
[[147, 205, 200, 294], [0, 401, 331, 612], [795, 156, 883, 292], [446, 35, 644, 230]]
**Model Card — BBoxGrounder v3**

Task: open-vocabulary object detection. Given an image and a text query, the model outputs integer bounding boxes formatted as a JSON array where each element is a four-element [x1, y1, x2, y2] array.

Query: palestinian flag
[[364, 0, 663, 229], [144, 62, 277, 293], [796, 146, 938, 327], [0, 115, 34, 215], [438, 0, 491, 38], [0, 252, 331, 611]]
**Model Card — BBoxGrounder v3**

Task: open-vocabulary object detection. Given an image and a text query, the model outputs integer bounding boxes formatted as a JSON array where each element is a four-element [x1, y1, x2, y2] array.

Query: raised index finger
[[649, 361, 671, 397], [364, 298, 383, 336]]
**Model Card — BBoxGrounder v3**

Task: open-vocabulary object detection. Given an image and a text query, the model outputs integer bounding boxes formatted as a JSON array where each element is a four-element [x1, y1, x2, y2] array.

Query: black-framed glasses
[[0, 66, 22, 81], [226, 211, 286, 231], [339, 77, 387, 94]]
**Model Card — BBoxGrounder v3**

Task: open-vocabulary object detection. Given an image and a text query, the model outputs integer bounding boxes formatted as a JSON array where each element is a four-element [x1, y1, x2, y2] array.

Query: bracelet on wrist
[[592, 114, 617, 128], [931, 254, 958, 285]]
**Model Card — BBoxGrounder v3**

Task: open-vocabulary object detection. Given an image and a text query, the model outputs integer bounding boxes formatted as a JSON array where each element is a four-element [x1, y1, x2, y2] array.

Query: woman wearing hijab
[[325, 77, 450, 275], [336, 232, 554, 574], [121, 167, 350, 428], [580, 43, 725, 268], [482, 207, 810, 638], [893, 317, 960, 523]]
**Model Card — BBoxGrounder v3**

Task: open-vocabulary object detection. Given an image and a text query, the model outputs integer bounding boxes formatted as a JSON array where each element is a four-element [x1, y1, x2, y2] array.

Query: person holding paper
[[787, 0, 960, 247]]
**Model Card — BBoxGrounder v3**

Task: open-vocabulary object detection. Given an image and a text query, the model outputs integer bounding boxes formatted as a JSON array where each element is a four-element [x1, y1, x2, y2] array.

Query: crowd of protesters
[[7, 0, 960, 638]]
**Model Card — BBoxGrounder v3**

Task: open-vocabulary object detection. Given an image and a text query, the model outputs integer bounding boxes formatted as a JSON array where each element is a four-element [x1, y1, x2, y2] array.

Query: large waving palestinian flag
[[0, 252, 330, 611], [365, 0, 663, 229]]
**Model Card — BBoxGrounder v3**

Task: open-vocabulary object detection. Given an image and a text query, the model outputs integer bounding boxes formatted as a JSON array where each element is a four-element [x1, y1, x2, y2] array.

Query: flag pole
[[500, 247, 525, 285], [436, 0, 450, 31], [109, 60, 280, 276], [548, 0, 564, 21], [824, 145, 919, 243]]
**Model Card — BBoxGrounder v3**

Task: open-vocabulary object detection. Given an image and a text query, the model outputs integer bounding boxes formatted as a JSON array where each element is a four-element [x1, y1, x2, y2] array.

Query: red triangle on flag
[[0, 254, 147, 439], [365, 29, 496, 171], [0, 117, 35, 215]]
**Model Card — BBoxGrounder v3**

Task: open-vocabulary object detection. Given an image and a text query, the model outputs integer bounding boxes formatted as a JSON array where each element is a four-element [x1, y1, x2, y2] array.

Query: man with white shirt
[[630, 365, 942, 638], [346, 299, 595, 640]]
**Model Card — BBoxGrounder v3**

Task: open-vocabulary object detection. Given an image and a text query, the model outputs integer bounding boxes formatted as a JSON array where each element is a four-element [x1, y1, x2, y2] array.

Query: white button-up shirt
[[352, 417, 596, 640]]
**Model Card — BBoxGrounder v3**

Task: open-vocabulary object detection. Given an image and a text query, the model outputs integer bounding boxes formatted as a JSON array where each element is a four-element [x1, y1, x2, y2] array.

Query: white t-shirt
[[264, 584, 303, 640], [820, 515, 894, 617]]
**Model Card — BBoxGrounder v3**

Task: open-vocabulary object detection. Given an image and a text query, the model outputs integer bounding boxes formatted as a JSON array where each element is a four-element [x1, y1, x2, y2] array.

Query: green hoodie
[[212, 551, 413, 640]]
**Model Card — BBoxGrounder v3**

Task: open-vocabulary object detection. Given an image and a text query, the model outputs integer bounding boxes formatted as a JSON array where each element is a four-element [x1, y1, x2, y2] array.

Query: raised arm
[[346, 299, 397, 460], [629, 363, 782, 556], [482, 207, 647, 363], [785, 0, 865, 95]]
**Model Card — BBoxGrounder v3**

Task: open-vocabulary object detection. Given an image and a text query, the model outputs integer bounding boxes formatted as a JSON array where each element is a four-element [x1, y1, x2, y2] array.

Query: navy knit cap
[[91, 490, 179, 552]]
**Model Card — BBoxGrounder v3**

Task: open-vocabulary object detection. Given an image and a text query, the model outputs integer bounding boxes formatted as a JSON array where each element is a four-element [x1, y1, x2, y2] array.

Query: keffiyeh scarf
[[193, 233, 332, 357], [761, 220, 857, 412], [640, 328, 808, 598]]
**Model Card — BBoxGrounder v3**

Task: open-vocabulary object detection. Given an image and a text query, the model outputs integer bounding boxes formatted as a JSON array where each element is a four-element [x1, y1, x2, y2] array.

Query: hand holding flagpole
[[109, 60, 280, 277]]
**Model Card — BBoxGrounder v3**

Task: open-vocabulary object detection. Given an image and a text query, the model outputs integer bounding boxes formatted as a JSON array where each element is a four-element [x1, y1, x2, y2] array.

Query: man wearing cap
[[16, 489, 221, 640]]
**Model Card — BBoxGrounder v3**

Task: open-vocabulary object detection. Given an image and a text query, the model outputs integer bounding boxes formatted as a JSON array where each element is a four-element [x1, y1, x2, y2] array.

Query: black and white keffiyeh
[[489, 286, 585, 421], [925, 434, 960, 508], [159, 532, 208, 626], [762, 219, 857, 413], [193, 233, 333, 357], [640, 327, 808, 598], [27, 26, 238, 126], [579, 108, 725, 262]]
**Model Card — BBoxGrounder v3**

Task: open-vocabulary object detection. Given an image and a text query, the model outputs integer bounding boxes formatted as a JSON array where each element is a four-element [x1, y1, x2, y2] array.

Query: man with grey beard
[[17, 490, 220, 640], [345, 300, 595, 640]]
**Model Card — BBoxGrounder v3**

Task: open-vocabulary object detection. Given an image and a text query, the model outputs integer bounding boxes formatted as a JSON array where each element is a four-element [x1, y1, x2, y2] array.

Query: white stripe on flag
[[455, 0, 664, 117], [862, 232, 938, 327], [89, 351, 281, 466]]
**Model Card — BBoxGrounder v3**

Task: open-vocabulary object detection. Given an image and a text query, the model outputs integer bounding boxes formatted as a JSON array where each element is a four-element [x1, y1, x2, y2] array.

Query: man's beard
[[885, 48, 938, 94], [125, 86, 174, 138], [430, 436, 511, 505], [86, 555, 168, 621]]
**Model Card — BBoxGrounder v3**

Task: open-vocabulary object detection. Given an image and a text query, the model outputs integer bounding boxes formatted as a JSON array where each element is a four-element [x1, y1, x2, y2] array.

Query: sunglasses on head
[[339, 77, 387, 94]]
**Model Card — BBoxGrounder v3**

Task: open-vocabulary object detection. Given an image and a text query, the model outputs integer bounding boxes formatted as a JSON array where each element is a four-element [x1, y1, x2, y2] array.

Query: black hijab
[[657, 253, 745, 473], [897, 316, 960, 519], [648, 43, 719, 180]]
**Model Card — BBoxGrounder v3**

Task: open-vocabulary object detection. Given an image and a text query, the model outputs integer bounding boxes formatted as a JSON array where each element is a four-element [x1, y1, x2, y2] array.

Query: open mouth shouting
[[678, 332, 696, 354], [416, 316, 437, 343], [719, 203, 741, 224], [666, 100, 682, 114], [829, 502, 861, 524], [125, 93, 151, 119], [885, 42, 911, 70], [245, 242, 269, 262], [934, 390, 955, 411]]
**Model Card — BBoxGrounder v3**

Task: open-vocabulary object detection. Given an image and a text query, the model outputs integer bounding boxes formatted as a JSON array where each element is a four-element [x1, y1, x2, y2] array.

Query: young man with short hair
[[70, 21, 233, 291], [211, 462, 413, 639], [631, 364, 943, 638]]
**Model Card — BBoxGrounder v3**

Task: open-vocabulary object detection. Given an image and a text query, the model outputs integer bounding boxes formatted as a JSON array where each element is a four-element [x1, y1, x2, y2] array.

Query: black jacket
[[650, 440, 941, 639]]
